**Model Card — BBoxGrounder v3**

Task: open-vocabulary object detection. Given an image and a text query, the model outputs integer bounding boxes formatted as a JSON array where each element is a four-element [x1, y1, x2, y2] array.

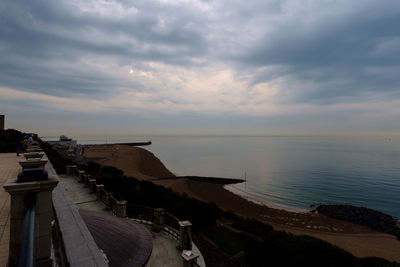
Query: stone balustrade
[[84, 174, 90, 188], [104, 192, 113, 210], [65, 167, 203, 267], [181, 250, 200, 267], [115, 200, 127, 217], [78, 170, 85, 183], [89, 179, 96, 194], [65, 165, 77, 176], [178, 221, 193, 251], [3, 174, 58, 267], [153, 208, 164, 232], [23, 152, 44, 159], [19, 159, 48, 169], [96, 184, 104, 201]]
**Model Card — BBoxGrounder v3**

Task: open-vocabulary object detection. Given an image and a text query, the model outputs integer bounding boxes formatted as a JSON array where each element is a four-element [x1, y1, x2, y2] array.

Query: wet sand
[[84, 145, 400, 262]]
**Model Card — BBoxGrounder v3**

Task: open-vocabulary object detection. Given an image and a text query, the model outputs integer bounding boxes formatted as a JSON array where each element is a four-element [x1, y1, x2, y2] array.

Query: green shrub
[[205, 226, 248, 256], [0, 129, 25, 153], [39, 140, 73, 174], [231, 218, 273, 237], [44, 150, 400, 267]]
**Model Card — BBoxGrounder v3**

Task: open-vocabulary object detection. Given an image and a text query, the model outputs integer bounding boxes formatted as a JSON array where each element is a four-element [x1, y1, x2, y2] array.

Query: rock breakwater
[[317, 205, 400, 240]]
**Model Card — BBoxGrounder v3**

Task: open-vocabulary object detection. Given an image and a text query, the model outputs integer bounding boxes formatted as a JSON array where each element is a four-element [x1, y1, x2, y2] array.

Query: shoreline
[[224, 184, 310, 214], [83, 144, 400, 262]]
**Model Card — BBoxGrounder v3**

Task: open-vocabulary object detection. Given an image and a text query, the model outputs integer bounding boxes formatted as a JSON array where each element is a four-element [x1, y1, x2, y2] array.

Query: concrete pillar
[[65, 165, 77, 176], [84, 174, 90, 188], [115, 200, 127, 217], [89, 179, 96, 194], [3, 177, 58, 267], [78, 170, 85, 183], [96, 184, 104, 201], [104, 192, 113, 210], [153, 208, 164, 232], [178, 221, 192, 251], [181, 250, 199, 267]]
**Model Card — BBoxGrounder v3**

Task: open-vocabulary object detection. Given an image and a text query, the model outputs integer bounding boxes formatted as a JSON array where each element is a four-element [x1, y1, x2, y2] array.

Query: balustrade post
[[65, 165, 76, 176], [3, 177, 58, 267], [153, 208, 164, 232], [116, 200, 127, 217], [84, 174, 90, 187], [89, 179, 96, 194], [104, 192, 113, 210], [181, 250, 199, 267], [96, 184, 104, 201], [178, 221, 192, 251], [78, 170, 85, 183]]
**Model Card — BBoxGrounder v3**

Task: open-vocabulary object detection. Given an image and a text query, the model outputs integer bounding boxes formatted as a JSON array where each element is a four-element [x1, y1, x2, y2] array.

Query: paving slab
[[0, 153, 23, 267], [58, 174, 106, 213]]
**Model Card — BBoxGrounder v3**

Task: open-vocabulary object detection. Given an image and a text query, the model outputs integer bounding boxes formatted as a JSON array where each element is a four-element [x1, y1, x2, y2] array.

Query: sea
[[43, 135, 400, 218]]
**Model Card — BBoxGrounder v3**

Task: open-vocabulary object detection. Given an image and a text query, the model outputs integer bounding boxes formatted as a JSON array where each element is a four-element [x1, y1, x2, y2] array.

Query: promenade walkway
[[0, 154, 203, 267], [58, 174, 106, 212], [58, 173, 185, 267], [0, 153, 21, 267]]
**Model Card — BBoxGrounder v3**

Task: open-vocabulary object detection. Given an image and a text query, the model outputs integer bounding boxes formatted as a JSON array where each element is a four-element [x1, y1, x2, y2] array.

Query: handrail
[[18, 195, 36, 267], [73, 167, 183, 238], [126, 204, 181, 239]]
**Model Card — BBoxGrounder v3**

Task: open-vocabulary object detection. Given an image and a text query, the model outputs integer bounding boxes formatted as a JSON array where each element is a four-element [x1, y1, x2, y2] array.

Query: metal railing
[[70, 166, 182, 239], [164, 212, 180, 240], [66, 166, 202, 266], [18, 195, 36, 267], [126, 204, 155, 226]]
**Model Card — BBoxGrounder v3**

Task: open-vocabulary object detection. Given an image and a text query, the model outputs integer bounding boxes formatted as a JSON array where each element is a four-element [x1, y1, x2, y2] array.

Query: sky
[[1, 0, 400, 136]]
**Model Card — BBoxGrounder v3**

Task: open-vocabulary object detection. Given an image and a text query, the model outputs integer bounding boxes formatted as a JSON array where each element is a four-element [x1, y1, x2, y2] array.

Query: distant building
[[47, 135, 77, 146], [0, 115, 4, 131]]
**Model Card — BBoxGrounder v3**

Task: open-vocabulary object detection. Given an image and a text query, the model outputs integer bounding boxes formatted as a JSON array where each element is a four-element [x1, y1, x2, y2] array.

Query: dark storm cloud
[[0, 0, 207, 96], [238, 0, 400, 103], [1, 0, 400, 107]]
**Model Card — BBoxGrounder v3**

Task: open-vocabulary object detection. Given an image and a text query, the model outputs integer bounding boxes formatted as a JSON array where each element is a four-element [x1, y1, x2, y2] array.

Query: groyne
[[83, 141, 152, 147], [152, 176, 245, 185]]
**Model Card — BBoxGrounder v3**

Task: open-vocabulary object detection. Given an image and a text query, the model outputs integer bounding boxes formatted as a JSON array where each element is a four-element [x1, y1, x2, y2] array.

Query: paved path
[[0, 153, 22, 267], [58, 174, 106, 212]]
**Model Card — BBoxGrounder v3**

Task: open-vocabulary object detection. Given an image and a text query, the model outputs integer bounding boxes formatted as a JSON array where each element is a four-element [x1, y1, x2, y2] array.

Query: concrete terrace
[[57, 173, 186, 267], [0, 153, 21, 267], [1, 151, 205, 266]]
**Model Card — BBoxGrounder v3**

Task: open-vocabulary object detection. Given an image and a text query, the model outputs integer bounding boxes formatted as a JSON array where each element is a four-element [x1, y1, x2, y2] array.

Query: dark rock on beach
[[316, 205, 400, 240]]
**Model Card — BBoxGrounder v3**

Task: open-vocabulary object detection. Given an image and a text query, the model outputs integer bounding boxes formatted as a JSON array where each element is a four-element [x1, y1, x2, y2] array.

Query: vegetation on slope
[[43, 142, 400, 267], [39, 141, 74, 174]]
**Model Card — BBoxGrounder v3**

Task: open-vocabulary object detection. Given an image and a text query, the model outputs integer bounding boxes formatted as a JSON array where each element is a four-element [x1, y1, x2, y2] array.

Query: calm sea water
[[44, 135, 400, 217]]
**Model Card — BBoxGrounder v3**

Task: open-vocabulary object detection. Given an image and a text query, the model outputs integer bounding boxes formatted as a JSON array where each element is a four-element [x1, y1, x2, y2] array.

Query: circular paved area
[[80, 210, 153, 267]]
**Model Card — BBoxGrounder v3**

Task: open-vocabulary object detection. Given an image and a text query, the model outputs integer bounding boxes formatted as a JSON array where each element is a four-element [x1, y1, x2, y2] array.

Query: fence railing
[[126, 204, 155, 225], [164, 212, 180, 240], [109, 195, 118, 216], [66, 165, 200, 266], [69, 166, 182, 231]]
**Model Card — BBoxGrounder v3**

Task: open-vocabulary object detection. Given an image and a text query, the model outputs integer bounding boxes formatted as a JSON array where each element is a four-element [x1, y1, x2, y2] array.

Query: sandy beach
[[84, 145, 400, 262]]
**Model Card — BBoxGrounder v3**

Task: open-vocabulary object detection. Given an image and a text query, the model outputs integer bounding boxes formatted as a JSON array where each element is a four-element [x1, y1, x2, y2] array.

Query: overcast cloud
[[1, 0, 400, 135]]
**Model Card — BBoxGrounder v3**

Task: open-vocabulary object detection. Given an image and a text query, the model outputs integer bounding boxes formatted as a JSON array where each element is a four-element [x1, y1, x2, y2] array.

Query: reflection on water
[[46, 135, 400, 217]]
